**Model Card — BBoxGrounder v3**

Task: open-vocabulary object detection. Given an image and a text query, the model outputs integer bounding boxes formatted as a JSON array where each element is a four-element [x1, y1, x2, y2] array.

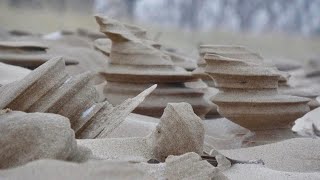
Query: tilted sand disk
[[204, 52, 310, 143], [0, 41, 78, 69], [95, 16, 213, 118], [0, 57, 156, 139]]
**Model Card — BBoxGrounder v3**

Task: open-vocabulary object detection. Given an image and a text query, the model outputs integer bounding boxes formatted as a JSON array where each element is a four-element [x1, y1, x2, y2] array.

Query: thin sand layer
[[221, 138, 320, 172], [224, 164, 320, 180]]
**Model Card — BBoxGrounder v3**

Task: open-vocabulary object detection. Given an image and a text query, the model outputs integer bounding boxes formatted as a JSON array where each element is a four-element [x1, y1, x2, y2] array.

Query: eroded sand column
[[204, 52, 310, 144], [96, 16, 213, 118]]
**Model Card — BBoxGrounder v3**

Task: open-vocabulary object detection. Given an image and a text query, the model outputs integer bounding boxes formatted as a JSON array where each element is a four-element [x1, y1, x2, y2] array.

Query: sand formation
[[78, 103, 205, 162], [204, 51, 310, 142], [96, 15, 213, 118], [192, 45, 259, 117], [193, 45, 260, 86], [193, 45, 289, 87], [0, 41, 78, 69], [0, 109, 90, 169], [0, 57, 156, 139]]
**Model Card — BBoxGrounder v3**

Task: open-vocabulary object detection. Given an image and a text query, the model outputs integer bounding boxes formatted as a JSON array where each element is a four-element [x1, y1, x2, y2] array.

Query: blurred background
[[1, 0, 320, 60]]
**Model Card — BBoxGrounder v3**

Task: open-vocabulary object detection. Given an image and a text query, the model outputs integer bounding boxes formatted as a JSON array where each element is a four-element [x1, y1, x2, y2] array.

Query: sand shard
[[78, 102, 205, 162], [0, 57, 156, 139]]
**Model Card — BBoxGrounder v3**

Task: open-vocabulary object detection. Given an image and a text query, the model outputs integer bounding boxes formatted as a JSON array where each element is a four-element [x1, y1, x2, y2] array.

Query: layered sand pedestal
[[204, 52, 310, 145], [96, 16, 214, 118]]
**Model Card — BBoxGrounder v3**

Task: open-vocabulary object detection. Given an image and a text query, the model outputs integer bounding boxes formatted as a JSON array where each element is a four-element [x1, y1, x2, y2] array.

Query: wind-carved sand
[[96, 15, 213, 118], [0, 41, 78, 69], [204, 51, 310, 144], [193, 45, 289, 87], [78, 102, 204, 162], [0, 57, 156, 139], [0, 109, 90, 169]]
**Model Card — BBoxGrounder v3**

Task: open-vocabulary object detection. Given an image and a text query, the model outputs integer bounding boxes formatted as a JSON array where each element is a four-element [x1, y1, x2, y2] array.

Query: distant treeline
[[5, 0, 93, 12], [5, 0, 320, 36]]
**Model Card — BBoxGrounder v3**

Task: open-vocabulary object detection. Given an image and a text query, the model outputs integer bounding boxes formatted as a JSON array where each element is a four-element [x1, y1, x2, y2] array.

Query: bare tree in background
[[8, 0, 42, 8], [179, 0, 204, 30], [123, 0, 138, 20]]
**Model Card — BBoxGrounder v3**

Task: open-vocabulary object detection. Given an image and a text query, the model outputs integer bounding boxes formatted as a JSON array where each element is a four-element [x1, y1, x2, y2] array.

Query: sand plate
[[0, 41, 78, 68]]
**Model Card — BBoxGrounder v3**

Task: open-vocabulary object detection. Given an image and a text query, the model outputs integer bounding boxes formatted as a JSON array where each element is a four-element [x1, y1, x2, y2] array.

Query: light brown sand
[[221, 138, 320, 172], [224, 164, 320, 180]]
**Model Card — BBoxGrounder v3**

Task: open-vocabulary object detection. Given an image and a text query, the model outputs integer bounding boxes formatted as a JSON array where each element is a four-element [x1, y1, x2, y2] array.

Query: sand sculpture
[[0, 41, 78, 69], [193, 45, 289, 87], [0, 109, 89, 169], [0, 57, 156, 139], [204, 52, 310, 143], [96, 15, 213, 118], [78, 103, 205, 162], [192, 45, 256, 117]]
